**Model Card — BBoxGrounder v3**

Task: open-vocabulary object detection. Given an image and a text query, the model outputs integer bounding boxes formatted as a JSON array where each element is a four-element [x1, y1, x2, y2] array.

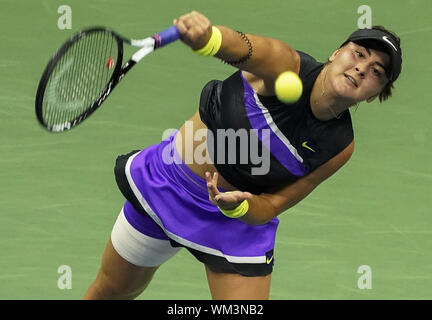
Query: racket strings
[[43, 30, 119, 127]]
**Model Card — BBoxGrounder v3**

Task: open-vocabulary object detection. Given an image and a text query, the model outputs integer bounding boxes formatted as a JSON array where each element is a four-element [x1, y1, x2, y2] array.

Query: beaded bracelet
[[221, 30, 253, 65]]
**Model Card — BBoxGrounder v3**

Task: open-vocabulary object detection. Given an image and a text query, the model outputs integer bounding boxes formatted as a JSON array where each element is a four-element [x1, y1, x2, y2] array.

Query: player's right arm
[[207, 141, 355, 225], [241, 141, 355, 225], [174, 11, 300, 95]]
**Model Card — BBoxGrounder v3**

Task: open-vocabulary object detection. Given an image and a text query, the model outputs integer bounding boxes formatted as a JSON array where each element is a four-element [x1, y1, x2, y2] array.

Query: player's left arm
[[240, 141, 355, 225]]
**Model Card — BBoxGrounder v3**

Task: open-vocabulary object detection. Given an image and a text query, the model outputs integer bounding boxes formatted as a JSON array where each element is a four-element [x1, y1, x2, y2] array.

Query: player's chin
[[333, 83, 360, 102]]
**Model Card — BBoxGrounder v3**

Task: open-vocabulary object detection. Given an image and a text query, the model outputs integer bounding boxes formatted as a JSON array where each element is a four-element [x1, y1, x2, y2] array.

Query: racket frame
[[35, 27, 166, 132]]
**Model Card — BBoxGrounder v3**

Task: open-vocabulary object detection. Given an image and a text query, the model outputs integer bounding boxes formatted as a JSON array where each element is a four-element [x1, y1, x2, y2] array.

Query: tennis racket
[[35, 25, 180, 132]]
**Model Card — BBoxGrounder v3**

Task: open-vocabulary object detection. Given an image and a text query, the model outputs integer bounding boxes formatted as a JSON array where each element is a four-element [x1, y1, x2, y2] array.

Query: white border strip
[[253, 91, 304, 163], [124, 152, 266, 264]]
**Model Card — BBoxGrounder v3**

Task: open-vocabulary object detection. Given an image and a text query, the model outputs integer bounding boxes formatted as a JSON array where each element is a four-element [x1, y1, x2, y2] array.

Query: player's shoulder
[[296, 50, 324, 79], [296, 50, 321, 64]]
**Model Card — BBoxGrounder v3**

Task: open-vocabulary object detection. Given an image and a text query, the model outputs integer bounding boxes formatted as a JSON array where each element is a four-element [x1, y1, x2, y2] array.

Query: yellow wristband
[[218, 199, 249, 219], [194, 26, 222, 56]]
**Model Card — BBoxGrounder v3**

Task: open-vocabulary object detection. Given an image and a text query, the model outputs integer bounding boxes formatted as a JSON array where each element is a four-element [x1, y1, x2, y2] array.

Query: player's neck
[[310, 65, 351, 121]]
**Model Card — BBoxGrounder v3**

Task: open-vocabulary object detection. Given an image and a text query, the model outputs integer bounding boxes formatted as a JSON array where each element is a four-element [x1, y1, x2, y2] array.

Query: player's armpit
[[239, 141, 355, 225]]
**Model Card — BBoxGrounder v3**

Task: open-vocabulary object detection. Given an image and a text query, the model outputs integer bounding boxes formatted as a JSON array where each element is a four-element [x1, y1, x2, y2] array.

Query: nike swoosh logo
[[266, 255, 274, 264], [382, 36, 398, 52], [302, 141, 316, 152]]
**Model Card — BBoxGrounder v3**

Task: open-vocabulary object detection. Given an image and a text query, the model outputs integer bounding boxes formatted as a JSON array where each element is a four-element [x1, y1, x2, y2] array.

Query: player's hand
[[173, 11, 212, 50], [205, 171, 253, 210]]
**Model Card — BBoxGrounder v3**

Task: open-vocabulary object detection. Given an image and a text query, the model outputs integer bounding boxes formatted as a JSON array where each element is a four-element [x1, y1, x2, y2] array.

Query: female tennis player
[[84, 11, 402, 299]]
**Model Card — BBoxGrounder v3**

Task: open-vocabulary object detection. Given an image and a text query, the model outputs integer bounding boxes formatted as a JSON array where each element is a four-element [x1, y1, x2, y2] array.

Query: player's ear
[[329, 49, 341, 63], [366, 94, 378, 103]]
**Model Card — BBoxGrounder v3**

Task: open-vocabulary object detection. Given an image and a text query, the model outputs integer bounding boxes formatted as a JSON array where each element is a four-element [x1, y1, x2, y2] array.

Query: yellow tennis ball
[[275, 71, 303, 103]]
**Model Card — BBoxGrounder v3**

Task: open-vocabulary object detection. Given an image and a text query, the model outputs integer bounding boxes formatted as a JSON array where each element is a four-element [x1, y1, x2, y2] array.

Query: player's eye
[[355, 50, 364, 58], [373, 68, 382, 78]]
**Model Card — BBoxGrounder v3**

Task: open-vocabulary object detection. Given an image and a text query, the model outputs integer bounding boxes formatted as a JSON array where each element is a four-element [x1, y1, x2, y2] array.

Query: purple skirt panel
[[121, 131, 279, 264]]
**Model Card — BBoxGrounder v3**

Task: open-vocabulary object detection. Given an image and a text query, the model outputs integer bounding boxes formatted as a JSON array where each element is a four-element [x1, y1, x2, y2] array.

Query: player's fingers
[[177, 13, 190, 23], [194, 12, 211, 32], [205, 171, 219, 186], [180, 11, 208, 28], [243, 192, 254, 200], [205, 172, 220, 201], [176, 13, 195, 30], [207, 181, 220, 198], [184, 18, 206, 39], [208, 173, 220, 199], [214, 191, 252, 206], [190, 10, 209, 22], [180, 13, 199, 31], [214, 194, 238, 210], [175, 18, 188, 36], [177, 12, 211, 50], [211, 172, 219, 185], [205, 171, 212, 182], [214, 191, 238, 202]]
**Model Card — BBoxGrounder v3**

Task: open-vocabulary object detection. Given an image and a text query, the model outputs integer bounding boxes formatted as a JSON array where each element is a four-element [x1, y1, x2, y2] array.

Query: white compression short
[[110, 208, 181, 267]]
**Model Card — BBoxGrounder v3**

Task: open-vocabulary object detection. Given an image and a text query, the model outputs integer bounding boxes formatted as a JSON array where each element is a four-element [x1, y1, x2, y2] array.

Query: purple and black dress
[[114, 51, 353, 276]]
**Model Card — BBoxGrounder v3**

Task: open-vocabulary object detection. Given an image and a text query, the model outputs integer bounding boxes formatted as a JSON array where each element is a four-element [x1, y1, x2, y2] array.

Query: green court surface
[[0, 0, 431, 300]]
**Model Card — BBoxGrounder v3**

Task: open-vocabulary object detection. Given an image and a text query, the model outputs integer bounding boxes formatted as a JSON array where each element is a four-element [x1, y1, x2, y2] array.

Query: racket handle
[[153, 26, 181, 48]]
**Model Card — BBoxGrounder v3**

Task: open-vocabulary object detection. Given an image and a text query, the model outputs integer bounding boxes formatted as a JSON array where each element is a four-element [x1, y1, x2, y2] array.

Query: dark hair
[[369, 26, 401, 102], [334, 26, 401, 102]]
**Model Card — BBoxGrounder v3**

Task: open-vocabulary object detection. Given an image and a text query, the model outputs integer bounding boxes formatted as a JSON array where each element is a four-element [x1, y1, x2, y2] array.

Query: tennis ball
[[274, 71, 303, 103]]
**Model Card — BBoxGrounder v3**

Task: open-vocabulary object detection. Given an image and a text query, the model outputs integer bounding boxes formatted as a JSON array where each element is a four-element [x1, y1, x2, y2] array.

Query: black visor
[[340, 28, 402, 82]]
